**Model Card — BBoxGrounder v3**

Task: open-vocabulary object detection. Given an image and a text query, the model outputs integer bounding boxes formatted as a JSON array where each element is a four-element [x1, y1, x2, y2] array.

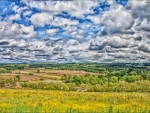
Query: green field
[[0, 89, 150, 113]]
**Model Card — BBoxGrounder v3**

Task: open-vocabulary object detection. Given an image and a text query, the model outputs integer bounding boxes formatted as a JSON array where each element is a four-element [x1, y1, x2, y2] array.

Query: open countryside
[[1, 0, 150, 112], [0, 63, 150, 112]]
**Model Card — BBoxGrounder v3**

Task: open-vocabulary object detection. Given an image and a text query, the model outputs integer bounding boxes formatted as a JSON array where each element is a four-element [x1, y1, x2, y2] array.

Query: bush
[[37, 69, 40, 73], [44, 81, 69, 91], [0, 68, 7, 73], [28, 73, 33, 75], [15, 75, 20, 81], [20, 82, 28, 88], [67, 83, 78, 91]]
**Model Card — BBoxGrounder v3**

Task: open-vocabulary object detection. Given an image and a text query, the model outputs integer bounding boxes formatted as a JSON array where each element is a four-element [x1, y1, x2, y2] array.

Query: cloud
[[20, 25, 36, 38], [23, 10, 32, 16], [0, 33, 149, 63], [23, 0, 98, 17], [108, 36, 129, 48], [121, 34, 142, 41], [0, 20, 36, 39], [0, 21, 20, 38], [88, 5, 133, 34], [30, 12, 53, 27], [7, 14, 21, 21], [30, 12, 79, 28], [12, 4, 29, 14], [136, 19, 150, 32], [52, 16, 79, 27], [46, 29, 59, 36], [88, 38, 107, 50], [0, 40, 10, 45], [138, 44, 150, 53], [127, 0, 150, 19]]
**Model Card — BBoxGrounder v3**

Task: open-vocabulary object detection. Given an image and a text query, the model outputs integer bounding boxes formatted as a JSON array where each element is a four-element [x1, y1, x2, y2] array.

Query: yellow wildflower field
[[0, 89, 149, 113]]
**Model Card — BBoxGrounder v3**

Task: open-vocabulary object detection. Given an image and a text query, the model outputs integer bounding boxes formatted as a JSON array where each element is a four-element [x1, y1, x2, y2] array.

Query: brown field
[[0, 68, 99, 81], [12, 68, 99, 76], [43, 70, 99, 76], [0, 75, 49, 81]]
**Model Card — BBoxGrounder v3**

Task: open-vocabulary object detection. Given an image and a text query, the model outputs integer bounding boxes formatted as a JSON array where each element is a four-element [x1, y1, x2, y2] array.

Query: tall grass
[[0, 89, 149, 113]]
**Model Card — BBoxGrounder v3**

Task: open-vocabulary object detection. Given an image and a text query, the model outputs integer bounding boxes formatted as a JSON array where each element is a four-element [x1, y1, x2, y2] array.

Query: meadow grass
[[0, 89, 149, 113]]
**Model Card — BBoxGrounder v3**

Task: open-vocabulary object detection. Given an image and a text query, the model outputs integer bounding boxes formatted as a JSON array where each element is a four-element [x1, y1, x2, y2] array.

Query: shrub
[[15, 75, 20, 81], [28, 73, 33, 75]]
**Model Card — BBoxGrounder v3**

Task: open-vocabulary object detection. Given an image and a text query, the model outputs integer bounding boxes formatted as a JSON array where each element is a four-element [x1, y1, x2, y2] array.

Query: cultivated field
[[12, 68, 99, 76], [0, 68, 99, 81], [0, 89, 149, 113]]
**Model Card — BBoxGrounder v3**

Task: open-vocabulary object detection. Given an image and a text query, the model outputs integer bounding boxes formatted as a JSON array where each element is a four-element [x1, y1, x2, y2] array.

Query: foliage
[[0, 77, 18, 87], [15, 75, 20, 81], [28, 72, 33, 75], [0, 63, 150, 92]]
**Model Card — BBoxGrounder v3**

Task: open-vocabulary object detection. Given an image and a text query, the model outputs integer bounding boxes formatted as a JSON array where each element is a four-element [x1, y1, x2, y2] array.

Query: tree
[[37, 69, 40, 73], [125, 76, 134, 83], [61, 74, 67, 80], [73, 75, 82, 85], [15, 75, 20, 81], [0, 68, 7, 73], [110, 76, 118, 83]]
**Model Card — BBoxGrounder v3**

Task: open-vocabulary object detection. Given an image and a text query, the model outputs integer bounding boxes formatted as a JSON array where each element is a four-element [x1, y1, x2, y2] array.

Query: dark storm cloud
[[138, 44, 150, 53], [1, 52, 11, 55], [0, 41, 10, 45], [35, 54, 50, 57], [53, 46, 63, 51], [88, 40, 107, 50]]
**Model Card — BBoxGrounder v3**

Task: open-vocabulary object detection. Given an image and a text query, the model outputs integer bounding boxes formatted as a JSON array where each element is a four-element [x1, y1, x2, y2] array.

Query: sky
[[0, 0, 150, 63]]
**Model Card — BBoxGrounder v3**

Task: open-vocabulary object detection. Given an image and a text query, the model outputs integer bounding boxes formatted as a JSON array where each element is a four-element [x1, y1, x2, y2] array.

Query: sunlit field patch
[[0, 89, 149, 113]]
